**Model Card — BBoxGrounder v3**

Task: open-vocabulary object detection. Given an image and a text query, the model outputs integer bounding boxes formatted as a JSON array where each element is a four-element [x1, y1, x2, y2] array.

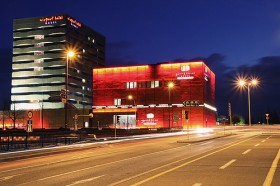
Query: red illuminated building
[[92, 61, 216, 129]]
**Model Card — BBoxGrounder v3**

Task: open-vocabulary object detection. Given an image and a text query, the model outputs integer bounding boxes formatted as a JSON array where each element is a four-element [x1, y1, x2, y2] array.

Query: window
[[34, 59, 44, 63], [82, 79, 86, 83], [126, 82, 137, 89], [83, 49, 86, 53], [34, 67, 43, 71], [34, 51, 44, 55], [138, 81, 160, 88], [114, 98, 121, 106], [34, 35, 44, 40], [151, 81, 159, 88], [35, 43, 44, 47]]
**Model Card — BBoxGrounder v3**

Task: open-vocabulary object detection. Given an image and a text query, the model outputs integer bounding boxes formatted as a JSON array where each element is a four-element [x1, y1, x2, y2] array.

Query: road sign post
[[265, 113, 269, 125], [60, 89, 67, 103]]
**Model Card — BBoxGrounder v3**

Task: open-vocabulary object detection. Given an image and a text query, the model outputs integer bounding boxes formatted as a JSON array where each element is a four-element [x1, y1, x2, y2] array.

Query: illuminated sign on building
[[176, 65, 195, 80], [39, 15, 63, 25], [176, 71, 195, 80], [67, 17, 82, 28]]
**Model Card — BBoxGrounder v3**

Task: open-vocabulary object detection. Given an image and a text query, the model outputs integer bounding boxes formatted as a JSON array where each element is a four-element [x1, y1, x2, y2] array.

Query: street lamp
[[65, 51, 75, 129], [237, 78, 259, 126], [168, 82, 174, 128], [128, 95, 136, 129]]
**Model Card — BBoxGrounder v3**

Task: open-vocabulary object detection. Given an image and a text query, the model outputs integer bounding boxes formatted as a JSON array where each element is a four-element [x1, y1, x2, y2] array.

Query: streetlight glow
[[235, 76, 260, 126], [251, 79, 258, 86], [128, 95, 133, 100], [238, 79, 246, 87], [67, 51, 75, 58], [168, 82, 174, 88]]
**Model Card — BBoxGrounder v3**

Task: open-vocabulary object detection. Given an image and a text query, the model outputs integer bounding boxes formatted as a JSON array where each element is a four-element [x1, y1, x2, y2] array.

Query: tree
[[9, 102, 24, 129], [232, 115, 245, 125]]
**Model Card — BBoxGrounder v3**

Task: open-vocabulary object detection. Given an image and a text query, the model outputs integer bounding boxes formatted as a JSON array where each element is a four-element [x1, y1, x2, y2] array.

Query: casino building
[[11, 14, 105, 129], [92, 61, 216, 129]]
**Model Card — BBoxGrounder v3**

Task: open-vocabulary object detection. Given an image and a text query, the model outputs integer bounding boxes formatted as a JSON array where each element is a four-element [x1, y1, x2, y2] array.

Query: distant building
[[92, 61, 216, 129], [11, 14, 105, 129]]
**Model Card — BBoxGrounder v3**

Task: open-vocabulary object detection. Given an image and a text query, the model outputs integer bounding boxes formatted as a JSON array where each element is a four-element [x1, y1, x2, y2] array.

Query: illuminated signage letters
[[39, 15, 63, 25], [67, 17, 82, 28]]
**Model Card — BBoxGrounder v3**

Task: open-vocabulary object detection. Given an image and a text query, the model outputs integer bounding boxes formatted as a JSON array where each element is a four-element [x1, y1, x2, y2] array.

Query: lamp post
[[65, 51, 75, 130], [237, 78, 258, 126], [128, 95, 136, 129], [168, 82, 174, 129]]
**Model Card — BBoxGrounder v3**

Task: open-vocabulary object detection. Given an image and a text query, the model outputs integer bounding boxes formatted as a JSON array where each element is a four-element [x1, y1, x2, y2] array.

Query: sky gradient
[[1, 0, 280, 122]]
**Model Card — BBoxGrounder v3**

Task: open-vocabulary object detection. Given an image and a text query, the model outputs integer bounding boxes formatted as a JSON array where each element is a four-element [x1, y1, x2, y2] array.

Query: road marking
[[0, 143, 190, 173], [12, 144, 191, 186], [65, 175, 105, 186], [263, 149, 280, 186], [242, 149, 251, 155], [262, 140, 266, 142], [193, 183, 202, 186], [255, 143, 260, 147], [130, 136, 257, 186], [219, 159, 236, 169]]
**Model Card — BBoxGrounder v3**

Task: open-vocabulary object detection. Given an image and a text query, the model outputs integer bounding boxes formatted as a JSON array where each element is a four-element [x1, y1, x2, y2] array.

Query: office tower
[[12, 14, 105, 128]]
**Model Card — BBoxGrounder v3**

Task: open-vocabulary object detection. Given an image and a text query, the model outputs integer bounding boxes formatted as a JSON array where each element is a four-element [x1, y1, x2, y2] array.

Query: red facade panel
[[92, 61, 216, 129]]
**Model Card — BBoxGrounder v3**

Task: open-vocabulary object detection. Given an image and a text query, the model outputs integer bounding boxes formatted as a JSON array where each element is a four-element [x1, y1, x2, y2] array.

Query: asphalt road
[[0, 127, 280, 186]]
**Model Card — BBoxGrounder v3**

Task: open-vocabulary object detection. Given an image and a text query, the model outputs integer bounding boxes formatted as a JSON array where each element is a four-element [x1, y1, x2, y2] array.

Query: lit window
[[77, 70, 80, 74], [34, 35, 44, 40], [35, 43, 44, 47], [126, 82, 137, 89], [151, 81, 159, 88], [88, 37, 91, 41], [34, 67, 43, 71], [34, 51, 44, 55], [34, 59, 44, 63], [92, 39, 95, 43], [83, 49, 85, 53], [114, 98, 121, 105], [82, 79, 86, 83]]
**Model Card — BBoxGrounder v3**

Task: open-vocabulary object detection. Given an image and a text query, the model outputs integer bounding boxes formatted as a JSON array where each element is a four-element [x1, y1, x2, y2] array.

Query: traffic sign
[[60, 89, 67, 103], [27, 111, 33, 119], [27, 120, 33, 132]]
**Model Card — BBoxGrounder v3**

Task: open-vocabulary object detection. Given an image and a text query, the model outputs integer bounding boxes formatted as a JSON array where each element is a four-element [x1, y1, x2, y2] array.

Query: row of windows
[[126, 81, 161, 89]]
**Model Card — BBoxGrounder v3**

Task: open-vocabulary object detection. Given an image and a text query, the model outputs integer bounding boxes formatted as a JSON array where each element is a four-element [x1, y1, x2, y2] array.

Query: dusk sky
[[1, 0, 280, 122]]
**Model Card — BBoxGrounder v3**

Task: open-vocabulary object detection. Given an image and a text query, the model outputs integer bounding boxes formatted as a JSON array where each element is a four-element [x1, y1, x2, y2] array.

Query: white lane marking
[[219, 159, 236, 169], [193, 183, 202, 186], [66, 175, 105, 186], [0, 174, 21, 181], [263, 149, 280, 186], [242, 149, 251, 155], [262, 140, 266, 143], [255, 143, 260, 147]]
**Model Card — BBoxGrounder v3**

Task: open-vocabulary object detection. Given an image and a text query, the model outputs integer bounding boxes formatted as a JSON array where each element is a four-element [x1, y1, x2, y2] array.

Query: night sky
[[1, 0, 280, 123]]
